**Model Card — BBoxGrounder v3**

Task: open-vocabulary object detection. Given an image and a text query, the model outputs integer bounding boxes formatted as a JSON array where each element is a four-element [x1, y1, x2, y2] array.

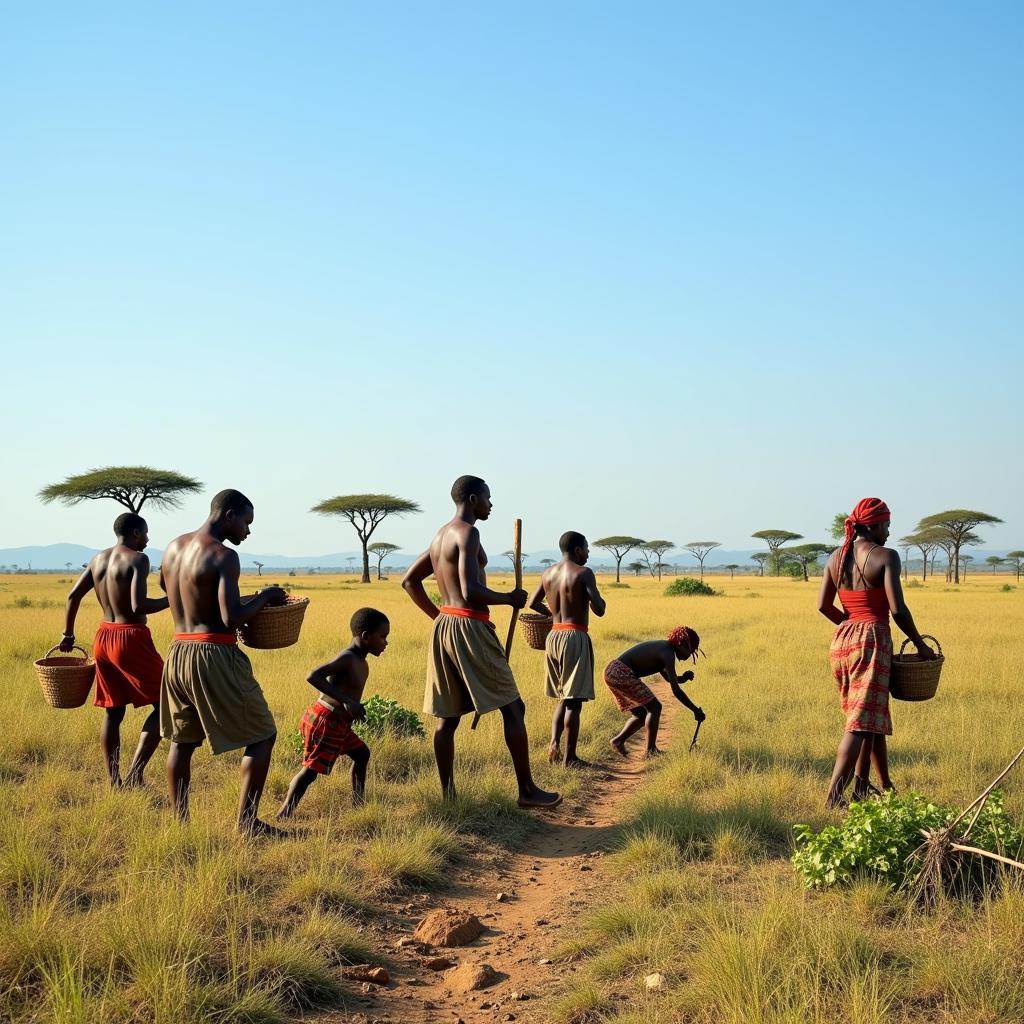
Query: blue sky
[[3, 2, 1022, 556]]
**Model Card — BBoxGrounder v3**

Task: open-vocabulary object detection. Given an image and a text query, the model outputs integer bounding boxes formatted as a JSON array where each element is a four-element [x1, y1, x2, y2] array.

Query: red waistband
[[98, 621, 149, 631], [552, 622, 588, 633], [440, 606, 491, 622], [173, 632, 237, 644]]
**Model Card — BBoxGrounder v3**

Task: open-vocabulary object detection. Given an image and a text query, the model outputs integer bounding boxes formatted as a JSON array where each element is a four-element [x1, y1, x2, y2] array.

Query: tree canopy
[[783, 542, 831, 581], [683, 541, 721, 581], [830, 513, 848, 541], [39, 466, 203, 513], [916, 510, 1002, 584], [752, 530, 802, 575], [594, 536, 645, 583], [312, 494, 420, 583], [368, 541, 401, 580], [641, 540, 675, 579], [1005, 551, 1024, 581]]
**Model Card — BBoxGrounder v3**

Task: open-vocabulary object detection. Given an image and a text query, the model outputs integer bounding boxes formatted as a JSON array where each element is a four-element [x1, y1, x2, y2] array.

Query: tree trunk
[[953, 544, 961, 584], [615, 556, 622, 583], [361, 541, 371, 583]]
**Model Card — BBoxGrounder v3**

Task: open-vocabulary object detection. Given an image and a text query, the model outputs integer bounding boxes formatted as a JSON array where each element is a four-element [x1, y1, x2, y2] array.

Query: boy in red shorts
[[60, 513, 169, 787], [604, 626, 706, 758], [277, 608, 390, 815]]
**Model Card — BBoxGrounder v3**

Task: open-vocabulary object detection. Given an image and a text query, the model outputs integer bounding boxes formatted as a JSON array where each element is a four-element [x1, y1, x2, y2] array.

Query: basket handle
[[898, 634, 942, 657], [42, 644, 89, 659]]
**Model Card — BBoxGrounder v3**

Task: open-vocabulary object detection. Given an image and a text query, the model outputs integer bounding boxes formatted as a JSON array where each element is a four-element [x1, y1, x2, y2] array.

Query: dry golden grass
[[2, 570, 1023, 1021]]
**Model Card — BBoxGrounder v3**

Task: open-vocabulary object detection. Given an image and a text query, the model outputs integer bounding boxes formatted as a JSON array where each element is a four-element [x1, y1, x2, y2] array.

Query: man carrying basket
[[818, 497, 935, 809], [60, 513, 169, 788], [159, 489, 287, 836]]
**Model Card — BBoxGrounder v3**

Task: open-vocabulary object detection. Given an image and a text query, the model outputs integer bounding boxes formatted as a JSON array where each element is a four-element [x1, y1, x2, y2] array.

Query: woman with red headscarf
[[818, 498, 935, 808]]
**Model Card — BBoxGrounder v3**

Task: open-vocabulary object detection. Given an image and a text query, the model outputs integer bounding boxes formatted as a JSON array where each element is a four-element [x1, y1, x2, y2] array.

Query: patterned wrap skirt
[[830, 620, 893, 736]]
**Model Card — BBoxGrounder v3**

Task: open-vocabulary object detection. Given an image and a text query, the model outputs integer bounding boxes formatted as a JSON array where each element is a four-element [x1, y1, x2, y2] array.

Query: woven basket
[[519, 613, 552, 651], [238, 596, 310, 649], [35, 645, 96, 709], [890, 634, 944, 702]]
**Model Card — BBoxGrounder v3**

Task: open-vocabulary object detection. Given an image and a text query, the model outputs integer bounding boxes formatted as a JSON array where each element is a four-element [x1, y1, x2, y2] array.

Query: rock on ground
[[645, 972, 666, 991], [447, 962, 499, 993], [342, 965, 390, 986], [413, 909, 484, 947]]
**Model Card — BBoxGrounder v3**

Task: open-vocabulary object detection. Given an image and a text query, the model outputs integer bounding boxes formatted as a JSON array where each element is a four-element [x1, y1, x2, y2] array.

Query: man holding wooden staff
[[402, 475, 561, 808]]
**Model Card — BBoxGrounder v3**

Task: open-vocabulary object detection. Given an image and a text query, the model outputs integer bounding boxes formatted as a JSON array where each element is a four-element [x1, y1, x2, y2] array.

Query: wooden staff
[[505, 518, 523, 660], [471, 518, 522, 731]]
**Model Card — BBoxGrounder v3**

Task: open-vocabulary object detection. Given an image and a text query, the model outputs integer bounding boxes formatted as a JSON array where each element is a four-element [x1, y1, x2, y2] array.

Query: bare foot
[[644, 747, 664, 759], [609, 739, 629, 759], [240, 818, 289, 840], [564, 757, 594, 770], [517, 787, 563, 809], [548, 743, 561, 764]]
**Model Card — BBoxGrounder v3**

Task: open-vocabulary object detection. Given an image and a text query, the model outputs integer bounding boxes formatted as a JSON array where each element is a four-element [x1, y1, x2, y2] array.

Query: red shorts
[[300, 699, 368, 775], [93, 623, 163, 708], [603, 658, 656, 712]]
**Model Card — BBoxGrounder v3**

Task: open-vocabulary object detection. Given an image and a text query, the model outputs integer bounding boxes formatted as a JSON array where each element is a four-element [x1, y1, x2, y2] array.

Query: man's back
[[542, 560, 591, 624], [91, 544, 148, 624], [162, 529, 235, 633]]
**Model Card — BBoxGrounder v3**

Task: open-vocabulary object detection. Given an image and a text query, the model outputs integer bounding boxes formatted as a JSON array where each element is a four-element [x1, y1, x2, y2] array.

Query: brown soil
[[301, 712, 677, 1024]]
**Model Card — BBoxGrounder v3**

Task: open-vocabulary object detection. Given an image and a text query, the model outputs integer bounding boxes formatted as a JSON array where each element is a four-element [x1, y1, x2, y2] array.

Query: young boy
[[527, 530, 606, 768], [603, 626, 705, 758], [277, 607, 390, 816]]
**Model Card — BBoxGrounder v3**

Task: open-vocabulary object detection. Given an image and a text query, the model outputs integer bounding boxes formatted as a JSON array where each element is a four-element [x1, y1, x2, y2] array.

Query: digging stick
[[471, 518, 522, 731]]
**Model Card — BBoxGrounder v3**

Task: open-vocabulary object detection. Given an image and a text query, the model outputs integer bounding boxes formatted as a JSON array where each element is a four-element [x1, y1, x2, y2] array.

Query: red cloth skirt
[[603, 658, 656, 712], [300, 699, 368, 774], [93, 623, 163, 708], [830, 620, 893, 735]]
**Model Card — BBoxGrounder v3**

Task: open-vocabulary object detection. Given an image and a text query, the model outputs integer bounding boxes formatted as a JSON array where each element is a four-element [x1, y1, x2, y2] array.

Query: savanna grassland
[[2, 570, 1023, 1024]]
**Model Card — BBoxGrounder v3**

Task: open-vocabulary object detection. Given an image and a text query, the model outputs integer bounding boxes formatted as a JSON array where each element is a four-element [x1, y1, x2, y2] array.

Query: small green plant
[[353, 696, 425, 740], [1001, 583, 1014, 593], [792, 790, 1024, 893], [664, 577, 716, 597], [905, 578, 923, 588]]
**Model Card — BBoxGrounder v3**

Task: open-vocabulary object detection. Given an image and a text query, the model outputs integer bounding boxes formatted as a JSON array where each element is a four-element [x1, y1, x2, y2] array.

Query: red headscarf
[[837, 497, 891, 586]]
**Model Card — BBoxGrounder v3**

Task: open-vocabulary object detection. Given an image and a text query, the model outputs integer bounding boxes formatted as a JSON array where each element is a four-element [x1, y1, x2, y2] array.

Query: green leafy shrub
[[792, 790, 1024, 893], [905, 578, 923, 589], [1000, 583, 1015, 593], [353, 696, 425, 740], [664, 577, 716, 597]]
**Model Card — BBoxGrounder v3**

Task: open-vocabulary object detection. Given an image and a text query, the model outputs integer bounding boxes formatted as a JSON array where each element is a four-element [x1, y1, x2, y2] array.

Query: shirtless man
[[603, 627, 705, 758], [159, 489, 286, 836], [60, 513, 168, 787], [527, 531, 606, 768], [402, 475, 561, 808]]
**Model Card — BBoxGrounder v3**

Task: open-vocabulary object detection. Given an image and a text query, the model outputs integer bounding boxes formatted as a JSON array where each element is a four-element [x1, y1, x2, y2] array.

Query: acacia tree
[[724, 563, 740, 579], [784, 543, 831, 582], [312, 494, 421, 583], [502, 550, 527, 572], [960, 555, 974, 579], [985, 555, 1005, 574], [39, 466, 202, 513], [1006, 551, 1024, 581], [902, 528, 944, 581], [683, 541, 721, 582], [626, 560, 645, 577], [253, 560, 265, 577], [830, 513, 847, 541], [752, 530, 803, 576], [368, 542, 401, 580], [641, 540, 675, 580], [595, 536, 645, 583], [916, 510, 1002, 585], [750, 552, 769, 577], [540, 558, 556, 569]]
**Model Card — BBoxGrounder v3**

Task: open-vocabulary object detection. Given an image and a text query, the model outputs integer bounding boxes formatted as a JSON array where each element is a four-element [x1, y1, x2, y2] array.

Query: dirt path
[[305, 712, 678, 1024]]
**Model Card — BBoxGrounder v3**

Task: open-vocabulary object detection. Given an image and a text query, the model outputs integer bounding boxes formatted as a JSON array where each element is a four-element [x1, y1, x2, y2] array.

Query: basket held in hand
[[238, 596, 310, 649], [890, 634, 943, 702], [35, 645, 96, 709], [519, 612, 552, 651]]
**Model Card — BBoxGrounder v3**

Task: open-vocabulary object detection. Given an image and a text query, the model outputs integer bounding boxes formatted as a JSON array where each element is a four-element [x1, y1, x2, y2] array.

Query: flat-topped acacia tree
[[750, 552, 769, 577], [916, 510, 1002, 584], [368, 542, 401, 581], [986, 555, 1005, 574], [1006, 551, 1024, 581], [312, 494, 420, 583], [784, 543, 831, 582], [901, 528, 945, 581], [641, 541, 675, 580], [752, 530, 802, 576], [594, 536, 645, 583], [724, 564, 740, 579], [39, 465, 203, 513], [683, 541, 721, 582]]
